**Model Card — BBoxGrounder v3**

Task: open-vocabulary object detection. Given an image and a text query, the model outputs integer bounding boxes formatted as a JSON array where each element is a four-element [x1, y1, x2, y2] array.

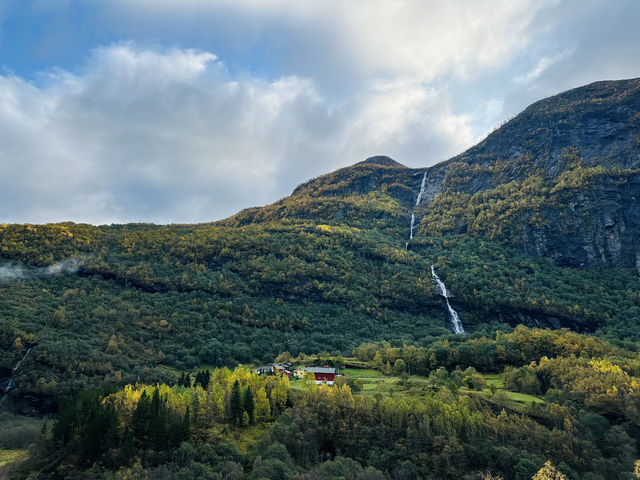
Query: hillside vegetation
[[2, 78, 640, 478]]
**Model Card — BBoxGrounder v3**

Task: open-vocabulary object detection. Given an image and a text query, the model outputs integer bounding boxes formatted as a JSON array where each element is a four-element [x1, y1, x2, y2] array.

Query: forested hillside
[[2, 78, 640, 478], [4, 328, 640, 479]]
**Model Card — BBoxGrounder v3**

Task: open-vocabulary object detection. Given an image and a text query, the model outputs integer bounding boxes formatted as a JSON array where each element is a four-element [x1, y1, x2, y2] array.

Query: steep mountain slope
[[2, 78, 640, 407], [229, 79, 640, 271], [418, 79, 640, 270]]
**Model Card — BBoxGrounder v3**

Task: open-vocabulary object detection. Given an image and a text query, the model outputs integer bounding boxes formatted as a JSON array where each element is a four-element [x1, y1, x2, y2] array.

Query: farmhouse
[[305, 367, 336, 385], [256, 365, 274, 375], [274, 363, 292, 377], [256, 363, 293, 377]]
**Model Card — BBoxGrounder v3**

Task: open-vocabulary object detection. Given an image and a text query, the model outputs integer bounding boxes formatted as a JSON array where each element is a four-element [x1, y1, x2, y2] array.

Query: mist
[[0, 256, 89, 281]]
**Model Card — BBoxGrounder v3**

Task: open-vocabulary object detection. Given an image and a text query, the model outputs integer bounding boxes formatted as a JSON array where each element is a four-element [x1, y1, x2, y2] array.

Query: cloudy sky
[[1, 0, 639, 224]]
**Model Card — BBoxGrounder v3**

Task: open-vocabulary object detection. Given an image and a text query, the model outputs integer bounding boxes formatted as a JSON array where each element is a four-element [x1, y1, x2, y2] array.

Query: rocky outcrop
[[521, 174, 640, 269], [450, 300, 592, 333], [448, 78, 640, 177]]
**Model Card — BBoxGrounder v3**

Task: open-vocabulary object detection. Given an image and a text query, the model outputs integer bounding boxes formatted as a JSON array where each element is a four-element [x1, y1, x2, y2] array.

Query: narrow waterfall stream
[[415, 171, 428, 206], [409, 213, 416, 240], [431, 266, 465, 334], [406, 172, 428, 249], [0, 347, 32, 410], [406, 173, 464, 333]]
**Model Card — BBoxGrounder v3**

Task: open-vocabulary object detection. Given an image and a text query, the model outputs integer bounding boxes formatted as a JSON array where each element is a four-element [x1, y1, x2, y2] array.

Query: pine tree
[[243, 387, 255, 424], [178, 372, 191, 387], [132, 391, 151, 447], [194, 369, 211, 389], [118, 429, 135, 466], [148, 387, 168, 450], [182, 406, 191, 441], [191, 393, 201, 427], [168, 406, 191, 447], [229, 380, 243, 425]]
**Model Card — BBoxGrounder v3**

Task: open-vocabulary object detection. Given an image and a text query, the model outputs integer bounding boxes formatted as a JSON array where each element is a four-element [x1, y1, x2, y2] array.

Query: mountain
[[2, 78, 640, 409], [419, 78, 640, 271], [231, 78, 640, 272]]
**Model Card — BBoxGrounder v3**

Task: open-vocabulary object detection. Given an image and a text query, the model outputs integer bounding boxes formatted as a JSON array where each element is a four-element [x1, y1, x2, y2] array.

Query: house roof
[[305, 367, 336, 374]]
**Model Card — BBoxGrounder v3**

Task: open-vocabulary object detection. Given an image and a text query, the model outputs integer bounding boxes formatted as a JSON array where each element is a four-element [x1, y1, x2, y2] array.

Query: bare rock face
[[449, 78, 640, 176], [519, 175, 640, 269]]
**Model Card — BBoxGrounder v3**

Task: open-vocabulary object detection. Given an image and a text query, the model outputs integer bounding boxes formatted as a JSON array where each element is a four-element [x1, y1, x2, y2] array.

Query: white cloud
[[340, 81, 474, 164], [2, 1, 640, 223], [102, 0, 547, 85], [514, 50, 573, 85], [0, 44, 469, 224]]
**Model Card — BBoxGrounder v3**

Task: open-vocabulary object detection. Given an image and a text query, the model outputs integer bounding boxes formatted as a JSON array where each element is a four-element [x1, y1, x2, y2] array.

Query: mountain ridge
[[230, 77, 640, 272]]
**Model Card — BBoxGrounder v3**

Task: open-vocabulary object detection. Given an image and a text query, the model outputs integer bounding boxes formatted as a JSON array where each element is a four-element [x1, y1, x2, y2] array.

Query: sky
[[1, 0, 639, 224]]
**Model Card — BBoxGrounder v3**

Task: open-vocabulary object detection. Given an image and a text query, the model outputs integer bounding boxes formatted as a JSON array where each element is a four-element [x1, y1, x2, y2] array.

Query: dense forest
[[2, 218, 640, 403], [3, 328, 640, 479]]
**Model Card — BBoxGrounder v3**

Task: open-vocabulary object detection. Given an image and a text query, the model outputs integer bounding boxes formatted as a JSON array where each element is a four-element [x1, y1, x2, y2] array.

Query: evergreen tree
[[131, 391, 151, 447], [194, 369, 211, 389], [118, 429, 135, 466], [178, 372, 191, 387], [168, 406, 191, 447], [229, 380, 243, 425], [191, 393, 201, 427], [182, 406, 191, 441], [243, 386, 255, 424], [149, 387, 168, 450]]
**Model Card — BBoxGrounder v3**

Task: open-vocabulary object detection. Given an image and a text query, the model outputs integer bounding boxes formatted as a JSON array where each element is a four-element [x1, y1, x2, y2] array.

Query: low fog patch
[[0, 256, 90, 281]]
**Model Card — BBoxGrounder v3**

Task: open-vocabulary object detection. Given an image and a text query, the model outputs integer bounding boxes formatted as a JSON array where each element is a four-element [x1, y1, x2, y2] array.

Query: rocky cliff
[[418, 79, 640, 272]]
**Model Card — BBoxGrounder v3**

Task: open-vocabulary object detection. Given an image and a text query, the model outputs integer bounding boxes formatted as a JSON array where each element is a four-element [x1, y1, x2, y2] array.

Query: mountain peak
[[356, 156, 406, 168]]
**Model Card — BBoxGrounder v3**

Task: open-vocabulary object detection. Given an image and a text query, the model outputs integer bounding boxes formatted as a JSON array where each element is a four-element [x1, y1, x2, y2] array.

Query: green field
[[336, 368, 545, 405], [341, 367, 383, 378], [481, 373, 544, 404], [278, 366, 544, 406]]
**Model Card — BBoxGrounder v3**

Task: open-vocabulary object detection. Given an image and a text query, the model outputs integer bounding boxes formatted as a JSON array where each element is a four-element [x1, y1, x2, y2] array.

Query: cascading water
[[431, 266, 465, 334], [415, 171, 428, 206], [409, 213, 416, 239], [405, 173, 463, 334], [406, 172, 428, 248], [0, 347, 32, 410]]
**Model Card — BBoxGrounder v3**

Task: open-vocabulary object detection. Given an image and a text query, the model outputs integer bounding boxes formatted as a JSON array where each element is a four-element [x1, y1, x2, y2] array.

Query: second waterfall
[[431, 266, 465, 334]]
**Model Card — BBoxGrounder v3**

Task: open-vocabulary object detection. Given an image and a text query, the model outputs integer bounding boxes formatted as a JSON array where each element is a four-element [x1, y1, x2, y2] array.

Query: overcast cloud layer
[[1, 0, 639, 224]]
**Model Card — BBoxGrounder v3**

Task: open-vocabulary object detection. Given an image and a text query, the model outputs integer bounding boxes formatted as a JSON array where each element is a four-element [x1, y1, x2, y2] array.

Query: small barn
[[305, 367, 336, 385]]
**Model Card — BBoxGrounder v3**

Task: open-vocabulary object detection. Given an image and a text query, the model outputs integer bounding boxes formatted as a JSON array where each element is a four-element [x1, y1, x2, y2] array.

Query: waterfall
[[409, 213, 416, 239], [431, 266, 465, 334], [415, 171, 428, 206], [0, 347, 32, 409], [407, 171, 428, 248]]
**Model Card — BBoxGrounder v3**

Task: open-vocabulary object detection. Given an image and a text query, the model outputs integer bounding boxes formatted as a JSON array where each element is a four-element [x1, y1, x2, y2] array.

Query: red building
[[274, 363, 292, 377], [306, 367, 336, 385]]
